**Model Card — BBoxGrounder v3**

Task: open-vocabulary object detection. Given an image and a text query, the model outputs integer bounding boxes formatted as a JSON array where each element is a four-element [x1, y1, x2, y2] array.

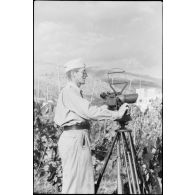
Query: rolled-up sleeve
[[62, 87, 119, 121]]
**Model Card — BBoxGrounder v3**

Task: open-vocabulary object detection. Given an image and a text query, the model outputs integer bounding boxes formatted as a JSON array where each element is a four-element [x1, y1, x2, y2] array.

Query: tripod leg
[[127, 133, 148, 194], [127, 132, 141, 194], [120, 132, 133, 194], [121, 132, 137, 194], [129, 133, 150, 194], [95, 132, 118, 194], [117, 134, 123, 194]]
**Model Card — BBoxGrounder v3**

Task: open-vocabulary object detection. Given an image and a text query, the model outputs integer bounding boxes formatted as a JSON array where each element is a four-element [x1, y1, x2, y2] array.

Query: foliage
[[33, 98, 162, 194]]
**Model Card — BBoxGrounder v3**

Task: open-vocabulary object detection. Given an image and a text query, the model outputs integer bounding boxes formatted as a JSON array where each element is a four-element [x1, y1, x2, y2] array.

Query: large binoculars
[[100, 92, 138, 110]]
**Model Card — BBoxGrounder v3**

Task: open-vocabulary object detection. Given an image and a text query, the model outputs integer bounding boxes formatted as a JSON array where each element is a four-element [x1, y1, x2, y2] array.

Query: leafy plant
[[33, 98, 162, 194]]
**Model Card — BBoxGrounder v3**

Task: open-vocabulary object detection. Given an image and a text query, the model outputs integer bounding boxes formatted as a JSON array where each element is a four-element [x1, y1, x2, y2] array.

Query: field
[[33, 97, 162, 194]]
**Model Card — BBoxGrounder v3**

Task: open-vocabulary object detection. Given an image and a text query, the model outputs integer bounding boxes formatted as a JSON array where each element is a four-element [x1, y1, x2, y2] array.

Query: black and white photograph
[[34, 1, 162, 194]]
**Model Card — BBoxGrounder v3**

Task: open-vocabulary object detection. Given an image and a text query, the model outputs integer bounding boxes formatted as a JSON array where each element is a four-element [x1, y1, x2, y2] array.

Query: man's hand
[[118, 103, 129, 119]]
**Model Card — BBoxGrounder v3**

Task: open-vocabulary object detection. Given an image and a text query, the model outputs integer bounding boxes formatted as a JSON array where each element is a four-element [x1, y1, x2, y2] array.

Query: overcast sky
[[34, 1, 162, 79]]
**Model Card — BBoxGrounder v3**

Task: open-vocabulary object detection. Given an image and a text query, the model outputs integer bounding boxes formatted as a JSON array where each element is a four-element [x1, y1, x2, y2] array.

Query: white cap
[[64, 58, 85, 73]]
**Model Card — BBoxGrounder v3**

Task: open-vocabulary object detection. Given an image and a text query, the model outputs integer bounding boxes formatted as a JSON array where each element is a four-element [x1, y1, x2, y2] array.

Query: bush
[[33, 99, 162, 194]]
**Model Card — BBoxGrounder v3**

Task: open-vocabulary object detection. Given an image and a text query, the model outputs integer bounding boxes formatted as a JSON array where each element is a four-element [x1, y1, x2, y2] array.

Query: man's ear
[[71, 70, 76, 78]]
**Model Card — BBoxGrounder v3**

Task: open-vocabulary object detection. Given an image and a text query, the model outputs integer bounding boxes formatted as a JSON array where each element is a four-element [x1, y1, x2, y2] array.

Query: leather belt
[[62, 121, 90, 131]]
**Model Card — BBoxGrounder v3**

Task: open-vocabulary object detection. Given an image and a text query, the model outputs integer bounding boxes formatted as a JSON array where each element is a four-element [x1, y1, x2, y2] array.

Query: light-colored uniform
[[54, 81, 119, 194]]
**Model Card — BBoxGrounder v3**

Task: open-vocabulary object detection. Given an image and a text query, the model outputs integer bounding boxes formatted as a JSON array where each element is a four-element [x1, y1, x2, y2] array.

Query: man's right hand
[[118, 103, 129, 119]]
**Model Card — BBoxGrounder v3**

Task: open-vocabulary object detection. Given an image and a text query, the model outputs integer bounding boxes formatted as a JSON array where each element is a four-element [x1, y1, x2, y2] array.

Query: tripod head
[[100, 69, 138, 124]]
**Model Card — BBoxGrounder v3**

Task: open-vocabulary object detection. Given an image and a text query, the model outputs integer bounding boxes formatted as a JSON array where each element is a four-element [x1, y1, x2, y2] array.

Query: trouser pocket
[[81, 133, 89, 149], [58, 132, 78, 160]]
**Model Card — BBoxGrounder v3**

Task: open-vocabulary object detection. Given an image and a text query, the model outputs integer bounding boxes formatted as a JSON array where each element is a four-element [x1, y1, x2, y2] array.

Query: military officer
[[54, 59, 129, 194]]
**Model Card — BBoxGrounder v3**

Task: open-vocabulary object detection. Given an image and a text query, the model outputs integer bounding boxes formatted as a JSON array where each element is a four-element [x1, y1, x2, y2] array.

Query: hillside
[[34, 67, 162, 102]]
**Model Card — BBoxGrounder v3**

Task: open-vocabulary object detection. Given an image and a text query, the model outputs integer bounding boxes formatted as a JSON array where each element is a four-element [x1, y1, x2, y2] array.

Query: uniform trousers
[[58, 129, 94, 194]]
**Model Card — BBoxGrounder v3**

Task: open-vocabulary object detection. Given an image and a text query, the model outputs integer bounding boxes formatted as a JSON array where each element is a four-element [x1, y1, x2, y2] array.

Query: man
[[54, 59, 129, 194]]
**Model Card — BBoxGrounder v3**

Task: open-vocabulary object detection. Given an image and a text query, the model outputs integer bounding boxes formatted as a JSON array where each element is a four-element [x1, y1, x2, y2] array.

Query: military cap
[[64, 58, 85, 73]]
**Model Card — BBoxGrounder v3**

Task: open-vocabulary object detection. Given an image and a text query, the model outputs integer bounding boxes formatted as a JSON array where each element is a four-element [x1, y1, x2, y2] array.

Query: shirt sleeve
[[62, 86, 119, 121]]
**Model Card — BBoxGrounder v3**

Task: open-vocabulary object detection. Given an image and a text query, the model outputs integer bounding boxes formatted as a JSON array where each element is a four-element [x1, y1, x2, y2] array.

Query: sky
[[34, 1, 162, 81]]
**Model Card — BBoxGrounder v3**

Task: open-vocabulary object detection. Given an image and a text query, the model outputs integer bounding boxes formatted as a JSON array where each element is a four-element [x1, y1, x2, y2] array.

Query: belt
[[62, 121, 90, 131]]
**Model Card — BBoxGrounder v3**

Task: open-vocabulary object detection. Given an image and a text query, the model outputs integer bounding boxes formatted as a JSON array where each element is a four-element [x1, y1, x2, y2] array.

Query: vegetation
[[33, 98, 162, 194]]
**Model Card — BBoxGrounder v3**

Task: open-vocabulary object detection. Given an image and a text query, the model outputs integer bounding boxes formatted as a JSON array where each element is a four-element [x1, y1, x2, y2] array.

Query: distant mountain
[[34, 63, 162, 100], [86, 66, 162, 89]]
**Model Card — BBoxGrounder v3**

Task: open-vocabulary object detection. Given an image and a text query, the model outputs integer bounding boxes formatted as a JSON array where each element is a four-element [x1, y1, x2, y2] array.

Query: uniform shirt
[[54, 81, 119, 127]]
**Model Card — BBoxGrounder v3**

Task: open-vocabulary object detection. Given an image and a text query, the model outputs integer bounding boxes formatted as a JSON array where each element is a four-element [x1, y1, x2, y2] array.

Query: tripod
[[95, 122, 146, 194]]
